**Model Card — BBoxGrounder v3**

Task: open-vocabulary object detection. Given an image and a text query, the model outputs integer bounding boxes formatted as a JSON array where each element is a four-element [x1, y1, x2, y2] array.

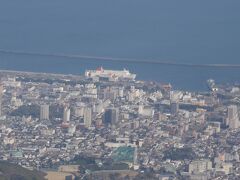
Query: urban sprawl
[[0, 68, 240, 180]]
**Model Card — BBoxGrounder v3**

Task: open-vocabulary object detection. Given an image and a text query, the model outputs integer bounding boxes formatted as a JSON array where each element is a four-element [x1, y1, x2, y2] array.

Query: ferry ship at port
[[85, 67, 136, 81]]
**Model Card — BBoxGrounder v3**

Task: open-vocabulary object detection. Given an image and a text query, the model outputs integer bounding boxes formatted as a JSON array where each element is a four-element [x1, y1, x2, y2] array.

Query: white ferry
[[85, 67, 136, 81]]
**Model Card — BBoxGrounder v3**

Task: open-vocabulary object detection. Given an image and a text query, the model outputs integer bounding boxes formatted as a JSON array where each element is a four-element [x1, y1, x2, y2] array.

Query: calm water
[[0, 0, 240, 91]]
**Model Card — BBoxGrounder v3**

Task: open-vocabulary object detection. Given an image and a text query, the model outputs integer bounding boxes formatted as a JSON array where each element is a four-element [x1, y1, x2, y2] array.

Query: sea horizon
[[0, 0, 240, 91]]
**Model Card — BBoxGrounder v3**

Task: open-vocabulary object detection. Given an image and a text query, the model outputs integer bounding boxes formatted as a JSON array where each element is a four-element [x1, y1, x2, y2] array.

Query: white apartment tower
[[84, 107, 92, 128], [40, 104, 49, 120], [227, 105, 239, 129], [63, 107, 71, 123]]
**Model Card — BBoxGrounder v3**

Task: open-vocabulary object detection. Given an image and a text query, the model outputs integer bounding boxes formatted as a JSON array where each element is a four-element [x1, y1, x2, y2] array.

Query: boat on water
[[207, 79, 218, 92], [85, 67, 136, 81]]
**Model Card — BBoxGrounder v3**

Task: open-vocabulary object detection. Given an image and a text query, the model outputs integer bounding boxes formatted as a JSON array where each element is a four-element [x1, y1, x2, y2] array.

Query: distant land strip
[[0, 49, 240, 68]]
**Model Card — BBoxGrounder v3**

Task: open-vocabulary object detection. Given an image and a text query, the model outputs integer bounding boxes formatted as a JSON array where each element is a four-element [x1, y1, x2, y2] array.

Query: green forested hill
[[0, 161, 46, 180]]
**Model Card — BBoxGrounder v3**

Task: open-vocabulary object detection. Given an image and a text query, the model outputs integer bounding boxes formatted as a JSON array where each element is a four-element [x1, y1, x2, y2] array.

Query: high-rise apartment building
[[227, 105, 239, 129], [189, 160, 212, 174], [63, 107, 70, 123], [40, 104, 49, 120], [103, 108, 119, 125], [170, 101, 179, 116], [84, 107, 92, 128]]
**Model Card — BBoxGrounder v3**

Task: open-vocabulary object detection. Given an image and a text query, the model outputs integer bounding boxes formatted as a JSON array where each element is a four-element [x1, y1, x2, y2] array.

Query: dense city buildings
[[1, 69, 240, 179], [0, 83, 3, 117]]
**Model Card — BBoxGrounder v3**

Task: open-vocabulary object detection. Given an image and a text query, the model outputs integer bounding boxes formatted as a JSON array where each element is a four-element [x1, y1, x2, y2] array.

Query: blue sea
[[0, 0, 240, 91]]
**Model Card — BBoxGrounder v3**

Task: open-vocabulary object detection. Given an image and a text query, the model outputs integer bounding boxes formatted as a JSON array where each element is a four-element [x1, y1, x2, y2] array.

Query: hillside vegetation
[[0, 161, 46, 180]]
